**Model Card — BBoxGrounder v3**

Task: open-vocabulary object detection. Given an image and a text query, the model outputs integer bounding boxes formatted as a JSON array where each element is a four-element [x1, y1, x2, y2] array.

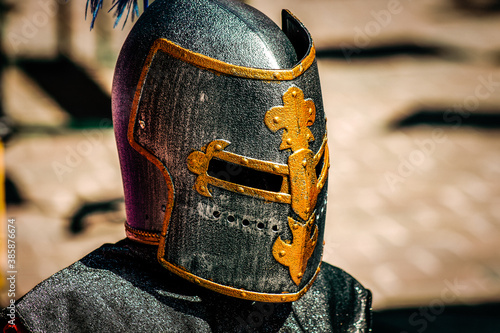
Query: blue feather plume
[[85, 0, 150, 29]]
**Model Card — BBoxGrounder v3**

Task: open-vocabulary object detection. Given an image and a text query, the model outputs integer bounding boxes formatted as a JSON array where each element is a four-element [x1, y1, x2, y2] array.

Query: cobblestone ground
[[2, 0, 500, 310]]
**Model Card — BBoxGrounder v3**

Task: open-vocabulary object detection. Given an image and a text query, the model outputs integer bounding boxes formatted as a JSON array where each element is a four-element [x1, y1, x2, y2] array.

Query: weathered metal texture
[[112, 0, 328, 301]]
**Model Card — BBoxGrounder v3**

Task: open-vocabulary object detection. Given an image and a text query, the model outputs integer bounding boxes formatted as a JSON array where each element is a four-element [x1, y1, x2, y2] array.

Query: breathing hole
[[257, 222, 265, 230], [227, 215, 235, 223], [213, 211, 221, 218], [272, 225, 279, 232], [242, 219, 250, 226]]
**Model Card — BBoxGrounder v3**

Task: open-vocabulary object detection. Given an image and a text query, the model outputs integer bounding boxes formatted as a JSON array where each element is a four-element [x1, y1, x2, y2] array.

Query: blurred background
[[1, 0, 499, 331]]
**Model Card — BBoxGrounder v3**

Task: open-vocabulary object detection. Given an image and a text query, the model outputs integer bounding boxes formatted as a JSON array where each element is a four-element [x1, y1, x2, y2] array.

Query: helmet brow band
[[143, 37, 315, 81]]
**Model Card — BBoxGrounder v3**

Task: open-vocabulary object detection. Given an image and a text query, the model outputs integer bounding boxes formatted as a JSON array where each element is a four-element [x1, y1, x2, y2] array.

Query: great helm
[[112, 0, 329, 302]]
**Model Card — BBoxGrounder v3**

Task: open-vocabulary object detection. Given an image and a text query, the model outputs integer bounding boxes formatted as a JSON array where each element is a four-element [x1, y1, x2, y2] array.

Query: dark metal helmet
[[112, 0, 329, 303]]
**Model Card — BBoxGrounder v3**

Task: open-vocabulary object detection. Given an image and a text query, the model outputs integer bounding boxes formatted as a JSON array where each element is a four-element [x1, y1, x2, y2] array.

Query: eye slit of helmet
[[227, 215, 235, 223], [242, 219, 250, 226], [315, 152, 325, 179], [213, 211, 221, 218], [207, 158, 283, 192]]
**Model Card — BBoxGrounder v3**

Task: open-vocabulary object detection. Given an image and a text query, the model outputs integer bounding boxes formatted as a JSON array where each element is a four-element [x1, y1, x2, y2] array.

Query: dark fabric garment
[[2, 239, 371, 332]]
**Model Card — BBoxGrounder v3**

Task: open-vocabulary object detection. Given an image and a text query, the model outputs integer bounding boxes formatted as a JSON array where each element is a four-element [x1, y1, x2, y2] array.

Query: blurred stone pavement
[[1, 0, 500, 312]]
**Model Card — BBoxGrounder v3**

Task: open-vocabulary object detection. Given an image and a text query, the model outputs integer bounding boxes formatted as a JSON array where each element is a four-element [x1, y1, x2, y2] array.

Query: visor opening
[[207, 158, 283, 193]]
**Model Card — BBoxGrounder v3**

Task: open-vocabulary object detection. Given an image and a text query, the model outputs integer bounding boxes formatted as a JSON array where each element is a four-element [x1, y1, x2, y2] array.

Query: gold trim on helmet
[[125, 222, 161, 245], [157, 243, 322, 302], [139, 39, 315, 83]]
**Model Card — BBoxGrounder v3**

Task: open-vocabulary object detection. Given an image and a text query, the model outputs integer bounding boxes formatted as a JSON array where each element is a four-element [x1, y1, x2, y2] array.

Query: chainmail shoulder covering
[[3, 239, 371, 332]]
